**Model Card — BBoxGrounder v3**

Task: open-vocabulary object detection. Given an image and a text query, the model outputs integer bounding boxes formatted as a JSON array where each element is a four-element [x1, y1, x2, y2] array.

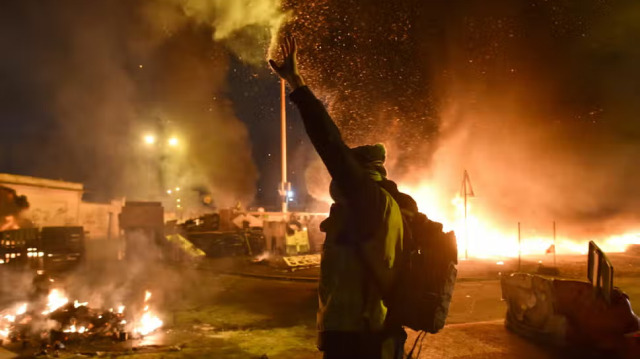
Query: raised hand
[[269, 36, 305, 89]]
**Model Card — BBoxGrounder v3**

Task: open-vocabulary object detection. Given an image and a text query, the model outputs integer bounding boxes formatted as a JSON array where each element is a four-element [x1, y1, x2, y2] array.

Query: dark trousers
[[320, 329, 407, 359]]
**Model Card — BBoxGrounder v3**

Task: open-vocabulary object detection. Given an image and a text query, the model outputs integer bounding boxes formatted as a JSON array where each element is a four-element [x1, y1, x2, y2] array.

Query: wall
[[79, 200, 123, 240], [0, 173, 122, 240], [0, 173, 83, 227]]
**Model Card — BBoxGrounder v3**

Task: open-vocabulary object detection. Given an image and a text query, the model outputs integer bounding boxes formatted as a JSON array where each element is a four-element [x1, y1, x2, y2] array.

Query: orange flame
[[0, 303, 28, 339], [134, 311, 163, 336], [0, 288, 164, 339], [133, 290, 163, 336], [42, 289, 69, 315], [0, 216, 19, 231], [402, 183, 640, 258]]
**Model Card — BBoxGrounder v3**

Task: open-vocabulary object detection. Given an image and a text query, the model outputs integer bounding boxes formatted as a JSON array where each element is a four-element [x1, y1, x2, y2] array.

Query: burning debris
[[0, 285, 163, 353]]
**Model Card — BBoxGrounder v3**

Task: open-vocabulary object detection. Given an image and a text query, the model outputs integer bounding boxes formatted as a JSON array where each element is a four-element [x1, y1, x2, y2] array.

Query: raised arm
[[269, 37, 380, 209], [269, 37, 306, 91]]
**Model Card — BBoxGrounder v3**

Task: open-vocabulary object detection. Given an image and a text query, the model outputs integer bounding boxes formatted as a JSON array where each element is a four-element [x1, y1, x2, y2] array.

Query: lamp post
[[460, 170, 475, 260], [279, 79, 290, 213], [141, 123, 181, 200]]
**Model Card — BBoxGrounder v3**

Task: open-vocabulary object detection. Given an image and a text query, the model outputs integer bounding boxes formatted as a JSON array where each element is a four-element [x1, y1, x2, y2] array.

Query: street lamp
[[143, 134, 156, 145], [141, 126, 182, 202]]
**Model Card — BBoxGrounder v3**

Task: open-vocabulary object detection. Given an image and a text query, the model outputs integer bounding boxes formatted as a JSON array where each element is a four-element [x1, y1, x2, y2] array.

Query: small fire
[[133, 290, 163, 336], [0, 288, 164, 342], [134, 312, 163, 336], [42, 289, 69, 315], [0, 302, 28, 339], [14, 303, 27, 316], [0, 215, 19, 231], [63, 324, 87, 334], [73, 300, 88, 308]]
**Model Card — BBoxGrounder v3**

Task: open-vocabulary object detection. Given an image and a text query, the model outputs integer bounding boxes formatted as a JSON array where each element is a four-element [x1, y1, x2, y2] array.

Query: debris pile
[[0, 288, 163, 349]]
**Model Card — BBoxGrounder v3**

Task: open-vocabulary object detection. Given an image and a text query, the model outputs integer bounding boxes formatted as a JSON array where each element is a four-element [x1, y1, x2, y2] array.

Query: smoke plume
[[286, 0, 640, 238], [169, 0, 287, 65], [0, 0, 286, 207]]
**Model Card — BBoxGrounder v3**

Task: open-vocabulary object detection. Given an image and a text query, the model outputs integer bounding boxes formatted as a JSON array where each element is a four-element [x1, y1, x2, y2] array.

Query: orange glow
[[143, 134, 156, 145], [134, 311, 163, 336], [0, 289, 164, 339], [0, 216, 19, 231], [401, 182, 640, 258], [133, 290, 163, 336], [0, 303, 28, 339], [42, 289, 69, 315]]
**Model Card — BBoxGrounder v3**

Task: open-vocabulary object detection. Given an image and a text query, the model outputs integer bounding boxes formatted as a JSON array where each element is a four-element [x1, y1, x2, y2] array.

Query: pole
[[280, 79, 288, 213], [460, 170, 474, 260], [464, 178, 468, 260], [518, 222, 522, 271], [553, 221, 557, 266]]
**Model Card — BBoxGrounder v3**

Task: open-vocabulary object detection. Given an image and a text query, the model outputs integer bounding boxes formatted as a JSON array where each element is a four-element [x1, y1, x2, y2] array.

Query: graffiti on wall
[[28, 204, 74, 227]]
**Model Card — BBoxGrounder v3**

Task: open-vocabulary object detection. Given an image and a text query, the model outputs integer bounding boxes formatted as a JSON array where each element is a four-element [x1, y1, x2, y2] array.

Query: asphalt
[[211, 252, 640, 284], [199, 254, 640, 358], [406, 320, 557, 359]]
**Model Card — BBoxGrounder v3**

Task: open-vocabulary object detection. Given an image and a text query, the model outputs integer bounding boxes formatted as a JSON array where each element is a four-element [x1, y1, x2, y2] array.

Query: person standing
[[270, 36, 406, 359]]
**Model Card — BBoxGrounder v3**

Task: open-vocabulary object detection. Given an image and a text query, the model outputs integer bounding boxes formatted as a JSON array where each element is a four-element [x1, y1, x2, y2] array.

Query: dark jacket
[[290, 87, 403, 356]]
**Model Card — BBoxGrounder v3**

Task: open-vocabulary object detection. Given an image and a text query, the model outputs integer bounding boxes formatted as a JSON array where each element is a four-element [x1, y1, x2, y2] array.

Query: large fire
[[402, 183, 640, 259]]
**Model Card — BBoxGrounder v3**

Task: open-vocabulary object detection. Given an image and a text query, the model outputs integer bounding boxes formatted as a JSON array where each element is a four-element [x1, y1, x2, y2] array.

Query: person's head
[[350, 143, 387, 180], [330, 143, 388, 203]]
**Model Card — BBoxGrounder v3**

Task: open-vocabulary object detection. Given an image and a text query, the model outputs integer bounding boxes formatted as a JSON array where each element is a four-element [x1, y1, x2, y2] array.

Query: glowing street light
[[143, 134, 156, 145], [168, 137, 179, 147]]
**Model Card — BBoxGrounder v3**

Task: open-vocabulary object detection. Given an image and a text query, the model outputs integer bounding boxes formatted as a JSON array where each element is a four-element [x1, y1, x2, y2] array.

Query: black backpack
[[355, 183, 458, 340], [361, 183, 458, 334], [387, 210, 458, 333]]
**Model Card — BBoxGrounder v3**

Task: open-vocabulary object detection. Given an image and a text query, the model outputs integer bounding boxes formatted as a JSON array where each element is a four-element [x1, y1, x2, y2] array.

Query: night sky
[[1, 0, 639, 234], [226, 56, 317, 210]]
